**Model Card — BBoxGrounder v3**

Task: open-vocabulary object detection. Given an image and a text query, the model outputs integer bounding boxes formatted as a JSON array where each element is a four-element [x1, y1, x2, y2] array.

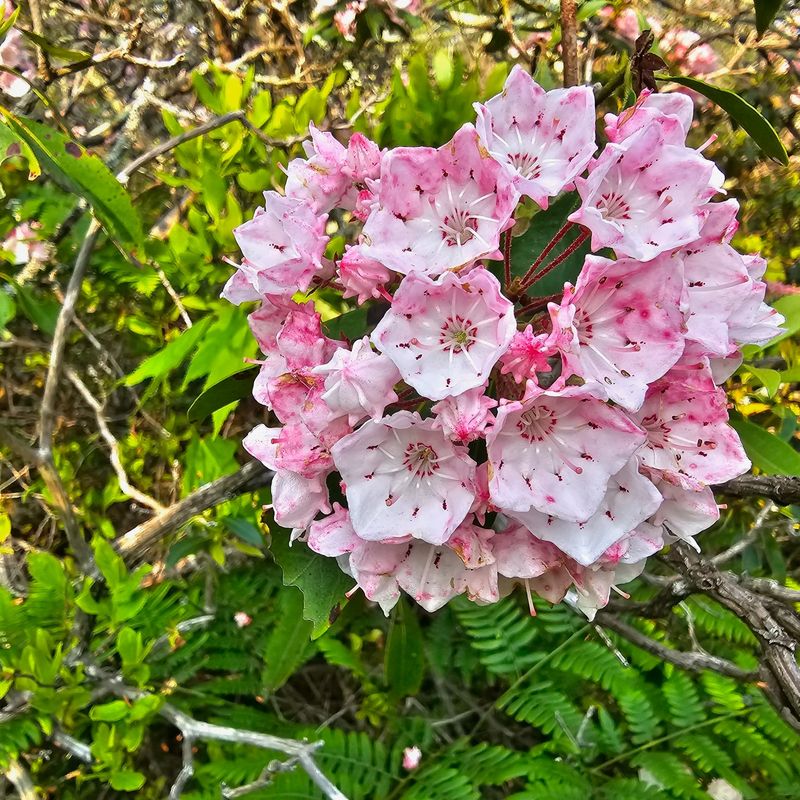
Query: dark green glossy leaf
[[385, 597, 424, 698], [187, 365, 258, 422], [655, 74, 788, 165], [507, 194, 591, 297], [269, 519, 352, 639], [754, 0, 783, 36], [0, 112, 144, 246], [222, 516, 264, 548], [323, 305, 369, 341], [730, 417, 800, 476]]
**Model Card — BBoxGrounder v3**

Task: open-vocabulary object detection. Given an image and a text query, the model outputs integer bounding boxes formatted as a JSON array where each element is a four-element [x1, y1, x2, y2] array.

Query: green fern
[[617, 688, 663, 745], [630, 752, 706, 799], [662, 671, 706, 729]]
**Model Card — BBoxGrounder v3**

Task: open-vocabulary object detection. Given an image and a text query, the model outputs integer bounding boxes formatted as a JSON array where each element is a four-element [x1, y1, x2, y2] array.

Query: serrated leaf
[[754, 0, 783, 36], [385, 597, 424, 698], [263, 587, 314, 691], [269, 520, 351, 639], [730, 417, 800, 476], [187, 365, 257, 422], [655, 74, 788, 165], [0, 112, 144, 246]]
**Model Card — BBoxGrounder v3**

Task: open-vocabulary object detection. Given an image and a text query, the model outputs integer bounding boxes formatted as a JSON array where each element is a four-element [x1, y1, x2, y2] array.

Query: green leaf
[[0, 5, 19, 41], [269, 520, 352, 639], [506, 195, 591, 297], [655, 74, 788, 165], [747, 365, 782, 397], [0, 290, 15, 331], [187, 365, 257, 422], [123, 317, 211, 386], [753, 0, 783, 36], [18, 28, 89, 61], [10, 280, 59, 335], [0, 112, 144, 246], [90, 700, 129, 722], [730, 417, 800, 476], [222, 516, 264, 548], [109, 771, 146, 791], [323, 306, 370, 341], [263, 587, 314, 691], [385, 597, 424, 698]]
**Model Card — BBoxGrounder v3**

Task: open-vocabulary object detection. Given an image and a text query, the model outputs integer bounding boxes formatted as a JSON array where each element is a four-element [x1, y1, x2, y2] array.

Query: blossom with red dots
[[225, 67, 781, 618]]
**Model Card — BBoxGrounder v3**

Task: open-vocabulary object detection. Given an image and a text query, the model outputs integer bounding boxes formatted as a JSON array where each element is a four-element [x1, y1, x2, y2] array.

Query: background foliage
[[0, 0, 799, 797]]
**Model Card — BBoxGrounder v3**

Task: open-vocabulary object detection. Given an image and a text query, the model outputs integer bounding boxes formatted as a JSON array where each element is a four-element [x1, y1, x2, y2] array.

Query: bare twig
[[3, 758, 40, 800], [66, 369, 165, 513], [714, 474, 800, 506], [710, 501, 776, 565], [595, 612, 757, 680], [115, 462, 273, 560]]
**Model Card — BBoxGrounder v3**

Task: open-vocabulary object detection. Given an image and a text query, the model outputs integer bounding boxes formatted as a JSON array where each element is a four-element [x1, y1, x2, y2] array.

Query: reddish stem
[[503, 229, 512, 289], [518, 220, 575, 287], [520, 230, 590, 293], [517, 292, 563, 317]]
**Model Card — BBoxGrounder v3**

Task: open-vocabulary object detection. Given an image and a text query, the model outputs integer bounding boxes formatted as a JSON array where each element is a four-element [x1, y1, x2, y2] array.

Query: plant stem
[[518, 220, 575, 287], [520, 230, 589, 292], [560, 0, 579, 87], [503, 229, 512, 289]]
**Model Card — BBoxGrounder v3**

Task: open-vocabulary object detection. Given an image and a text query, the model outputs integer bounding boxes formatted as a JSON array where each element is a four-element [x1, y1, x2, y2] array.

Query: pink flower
[[271, 470, 331, 531], [285, 125, 382, 214], [663, 28, 719, 76], [371, 267, 516, 400], [331, 411, 477, 545], [337, 246, 393, 305], [2, 222, 48, 264], [220, 269, 262, 305], [508, 458, 662, 566], [614, 7, 641, 40], [569, 122, 718, 261], [307, 503, 362, 556], [487, 386, 646, 524], [243, 419, 350, 481], [474, 65, 596, 209], [402, 747, 422, 770], [431, 386, 497, 443], [359, 124, 519, 276], [648, 478, 719, 546], [680, 201, 783, 356], [632, 359, 750, 490], [248, 297, 318, 357], [313, 336, 401, 423], [498, 324, 556, 384], [604, 89, 694, 146], [0, 29, 34, 98], [234, 612, 252, 628], [346, 523, 498, 613], [232, 192, 329, 296], [553, 252, 686, 410]]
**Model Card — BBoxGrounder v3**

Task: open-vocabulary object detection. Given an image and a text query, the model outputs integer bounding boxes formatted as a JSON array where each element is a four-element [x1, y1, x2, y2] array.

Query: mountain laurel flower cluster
[[223, 66, 782, 619]]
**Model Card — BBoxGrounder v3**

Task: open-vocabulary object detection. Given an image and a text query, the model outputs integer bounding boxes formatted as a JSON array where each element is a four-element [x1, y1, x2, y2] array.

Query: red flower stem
[[503, 230, 512, 289], [519, 230, 590, 293], [517, 292, 563, 317], [518, 220, 575, 287]]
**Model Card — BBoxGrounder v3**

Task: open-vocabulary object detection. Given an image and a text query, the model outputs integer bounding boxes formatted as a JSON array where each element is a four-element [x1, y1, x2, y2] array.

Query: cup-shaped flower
[[569, 122, 717, 261], [313, 336, 401, 423], [604, 89, 694, 146], [359, 124, 518, 276], [232, 192, 329, 296], [507, 458, 663, 566], [337, 245, 393, 305], [632, 359, 750, 489], [474, 65, 596, 208], [554, 252, 686, 411], [331, 411, 477, 544], [371, 267, 516, 400], [431, 386, 497, 443], [487, 386, 646, 523]]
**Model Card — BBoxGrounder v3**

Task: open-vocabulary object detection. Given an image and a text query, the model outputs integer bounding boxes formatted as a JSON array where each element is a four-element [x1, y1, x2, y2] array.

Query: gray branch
[[714, 474, 800, 506]]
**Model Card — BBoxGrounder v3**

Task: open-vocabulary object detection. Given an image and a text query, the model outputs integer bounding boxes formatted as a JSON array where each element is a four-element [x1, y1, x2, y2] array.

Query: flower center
[[508, 151, 541, 180], [517, 406, 556, 441], [597, 191, 631, 221], [439, 315, 478, 353], [403, 442, 440, 477], [440, 207, 478, 246]]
